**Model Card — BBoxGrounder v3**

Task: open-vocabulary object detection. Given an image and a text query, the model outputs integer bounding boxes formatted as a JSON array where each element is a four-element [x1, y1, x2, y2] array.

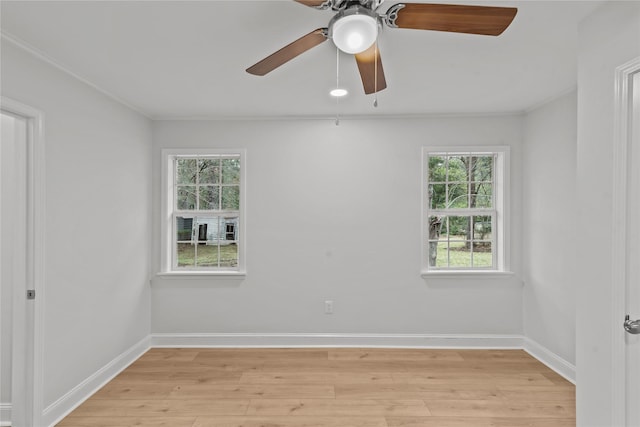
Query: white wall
[[522, 91, 577, 365], [151, 117, 524, 338], [576, 2, 640, 425], [1, 40, 153, 412]]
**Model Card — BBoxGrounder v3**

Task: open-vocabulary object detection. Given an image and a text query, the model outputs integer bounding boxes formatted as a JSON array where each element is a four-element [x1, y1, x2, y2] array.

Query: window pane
[[447, 156, 468, 182], [222, 186, 240, 210], [428, 156, 447, 183], [176, 216, 193, 241], [472, 215, 492, 240], [449, 240, 471, 268], [177, 243, 195, 267], [177, 159, 197, 184], [220, 243, 238, 267], [447, 183, 468, 208], [435, 241, 449, 268], [199, 186, 220, 210], [470, 155, 493, 182], [472, 242, 493, 268], [177, 186, 196, 210], [428, 184, 446, 209], [199, 158, 220, 184], [196, 244, 219, 267], [471, 183, 493, 208], [446, 216, 469, 239], [222, 158, 240, 184]]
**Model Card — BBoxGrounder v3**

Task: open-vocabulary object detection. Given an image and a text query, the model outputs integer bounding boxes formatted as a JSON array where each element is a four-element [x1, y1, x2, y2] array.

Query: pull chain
[[374, 33, 379, 108], [335, 46, 340, 126]]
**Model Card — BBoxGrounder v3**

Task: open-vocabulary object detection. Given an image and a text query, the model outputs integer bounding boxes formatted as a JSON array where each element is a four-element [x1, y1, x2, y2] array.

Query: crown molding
[[1, 30, 151, 119]]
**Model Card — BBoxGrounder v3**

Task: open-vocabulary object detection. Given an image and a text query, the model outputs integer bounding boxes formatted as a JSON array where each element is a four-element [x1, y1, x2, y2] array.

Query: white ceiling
[[1, 0, 602, 119]]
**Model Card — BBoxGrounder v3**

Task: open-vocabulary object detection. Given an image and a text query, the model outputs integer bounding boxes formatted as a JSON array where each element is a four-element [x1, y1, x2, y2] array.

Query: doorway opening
[[0, 98, 45, 427]]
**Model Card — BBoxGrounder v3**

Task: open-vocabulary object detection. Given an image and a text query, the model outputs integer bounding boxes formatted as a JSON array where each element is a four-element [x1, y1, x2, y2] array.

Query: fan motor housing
[[328, 5, 381, 44]]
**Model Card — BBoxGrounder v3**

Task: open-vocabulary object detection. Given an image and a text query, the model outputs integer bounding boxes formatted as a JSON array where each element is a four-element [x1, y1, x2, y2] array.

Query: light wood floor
[[57, 348, 575, 427]]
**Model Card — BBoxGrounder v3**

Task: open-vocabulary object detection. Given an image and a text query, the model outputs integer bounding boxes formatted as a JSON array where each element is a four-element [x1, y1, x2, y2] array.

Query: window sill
[[155, 271, 246, 280], [421, 270, 516, 280]]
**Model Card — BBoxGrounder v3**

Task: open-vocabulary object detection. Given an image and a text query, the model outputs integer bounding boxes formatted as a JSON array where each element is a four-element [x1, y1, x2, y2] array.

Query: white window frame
[[159, 148, 246, 277], [421, 146, 510, 277]]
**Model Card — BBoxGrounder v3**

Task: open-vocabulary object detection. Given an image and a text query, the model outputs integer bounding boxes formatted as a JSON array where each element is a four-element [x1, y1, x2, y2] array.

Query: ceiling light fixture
[[329, 6, 379, 54]]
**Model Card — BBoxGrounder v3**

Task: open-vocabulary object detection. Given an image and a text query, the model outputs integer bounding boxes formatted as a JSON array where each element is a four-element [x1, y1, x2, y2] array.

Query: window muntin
[[170, 154, 242, 272], [425, 151, 505, 272]]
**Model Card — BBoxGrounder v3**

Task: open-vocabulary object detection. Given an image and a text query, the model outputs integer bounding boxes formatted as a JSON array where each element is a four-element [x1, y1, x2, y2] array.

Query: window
[[423, 147, 509, 273], [161, 149, 245, 275]]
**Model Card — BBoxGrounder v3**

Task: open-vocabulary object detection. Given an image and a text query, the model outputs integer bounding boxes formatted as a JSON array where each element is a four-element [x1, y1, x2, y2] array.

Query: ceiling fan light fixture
[[329, 7, 378, 54]]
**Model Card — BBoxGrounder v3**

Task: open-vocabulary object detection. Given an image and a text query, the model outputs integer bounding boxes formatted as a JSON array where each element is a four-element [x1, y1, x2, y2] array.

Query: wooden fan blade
[[355, 43, 387, 95], [294, 0, 330, 8], [388, 3, 517, 36], [246, 28, 328, 76]]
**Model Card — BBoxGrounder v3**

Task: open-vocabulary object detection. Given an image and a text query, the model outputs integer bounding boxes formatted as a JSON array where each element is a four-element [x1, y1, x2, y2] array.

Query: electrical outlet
[[324, 300, 333, 314]]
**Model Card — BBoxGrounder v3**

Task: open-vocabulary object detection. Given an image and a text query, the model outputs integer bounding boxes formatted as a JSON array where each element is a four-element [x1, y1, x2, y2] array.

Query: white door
[[1, 111, 30, 427], [612, 58, 640, 427], [626, 70, 640, 427], [1, 112, 28, 427]]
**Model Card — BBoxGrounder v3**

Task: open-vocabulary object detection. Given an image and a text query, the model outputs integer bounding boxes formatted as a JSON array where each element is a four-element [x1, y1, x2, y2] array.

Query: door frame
[[611, 56, 640, 427], [1, 97, 45, 427]]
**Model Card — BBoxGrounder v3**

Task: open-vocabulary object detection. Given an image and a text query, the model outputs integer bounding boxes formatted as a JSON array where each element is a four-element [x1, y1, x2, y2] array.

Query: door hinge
[[26, 289, 36, 300]]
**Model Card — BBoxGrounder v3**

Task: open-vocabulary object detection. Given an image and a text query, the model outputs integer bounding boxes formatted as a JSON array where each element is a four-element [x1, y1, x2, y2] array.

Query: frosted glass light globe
[[331, 13, 378, 54]]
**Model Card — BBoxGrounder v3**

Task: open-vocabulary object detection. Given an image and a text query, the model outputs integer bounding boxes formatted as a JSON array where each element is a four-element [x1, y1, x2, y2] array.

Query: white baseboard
[[42, 335, 151, 427], [151, 332, 524, 349], [0, 403, 11, 427], [523, 337, 576, 384]]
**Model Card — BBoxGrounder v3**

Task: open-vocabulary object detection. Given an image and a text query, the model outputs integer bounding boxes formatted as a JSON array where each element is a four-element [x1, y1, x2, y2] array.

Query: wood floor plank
[[497, 386, 575, 403], [126, 361, 262, 372], [456, 350, 535, 362], [258, 360, 407, 371], [335, 384, 502, 400], [391, 372, 555, 386], [246, 398, 431, 417], [390, 372, 556, 387], [63, 399, 250, 417], [56, 416, 197, 427], [328, 348, 465, 362], [391, 372, 494, 385], [402, 361, 548, 374], [193, 349, 329, 362], [239, 372, 395, 385], [386, 416, 576, 426], [113, 370, 243, 384], [168, 384, 336, 399], [392, 370, 566, 387], [90, 381, 175, 400], [193, 416, 388, 427], [424, 399, 575, 418]]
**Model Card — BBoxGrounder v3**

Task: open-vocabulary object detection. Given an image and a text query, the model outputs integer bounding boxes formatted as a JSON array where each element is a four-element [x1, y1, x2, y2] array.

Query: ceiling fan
[[246, 0, 517, 95]]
